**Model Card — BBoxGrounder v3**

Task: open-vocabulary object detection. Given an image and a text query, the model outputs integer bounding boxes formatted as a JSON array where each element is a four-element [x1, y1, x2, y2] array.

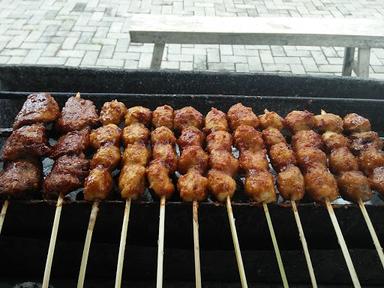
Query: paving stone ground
[[0, 0, 383, 78]]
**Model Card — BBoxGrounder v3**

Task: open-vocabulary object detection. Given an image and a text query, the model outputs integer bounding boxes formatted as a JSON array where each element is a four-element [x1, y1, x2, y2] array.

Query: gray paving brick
[[23, 49, 43, 64], [37, 56, 66, 65], [260, 50, 274, 64], [81, 51, 100, 66], [62, 37, 79, 50], [96, 58, 124, 67]]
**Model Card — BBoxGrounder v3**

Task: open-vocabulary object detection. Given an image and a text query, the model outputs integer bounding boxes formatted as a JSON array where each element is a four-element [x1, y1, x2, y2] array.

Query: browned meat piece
[[269, 143, 297, 172], [206, 131, 232, 153], [152, 105, 174, 129], [125, 106, 152, 126], [0, 159, 42, 198], [122, 143, 150, 167], [262, 127, 286, 147], [369, 167, 384, 195], [204, 108, 228, 133], [227, 103, 259, 130], [291, 130, 323, 152], [178, 169, 208, 201], [2, 124, 50, 161], [56, 96, 98, 133], [322, 131, 350, 152], [296, 147, 327, 173], [50, 128, 90, 159], [343, 113, 371, 133], [153, 144, 177, 173], [44, 154, 90, 199], [245, 170, 276, 204], [99, 100, 127, 125], [358, 147, 384, 175], [239, 150, 269, 172], [304, 168, 339, 203], [277, 166, 305, 201], [90, 124, 121, 149], [178, 145, 208, 174], [83, 167, 113, 201], [177, 127, 205, 150], [284, 110, 314, 134], [147, 160, 175, 198], [209, 150, 238, 177], [234, 125, 264, 153], [151, 126, 176, 145], [314, 113, 343, 133], [329, 147, 358, 174], [91, 144, 121, 171], [13, 93, 60, 129], [337, 171, 372, 202], [207, 169, 237, 202], [259, 111, 284, 130], [122, 123, 150, 146], [350, 131, 383, 155], [119, 163, 146, 199], [174, 106, 203, 131]]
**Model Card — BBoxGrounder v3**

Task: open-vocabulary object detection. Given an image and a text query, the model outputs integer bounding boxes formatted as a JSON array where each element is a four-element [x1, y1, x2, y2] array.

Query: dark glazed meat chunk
[[245, 170, 276, 204], [151, 126, 176, 145], [350, 131, 383, 155], [259, 111, 284, 130], [13, 93, 60, 129], [178, 169, 208, 202], [291, 130, 323, 152], [84, 167, 113, 201], [343, 113, 371, 133], [314, 112, 343, 133], [369, 167, 384, 196], [277, 166, 305, 201], [91, 144, 121, 171], [209, 150, 239, 177], [234, 125, 264, 153], [174, 106, 203, 131], [2, 124, 50, 161], [152, 105, 174, 129], [178, 146, 208, 174], [208, 169, 237, 202], [358, 147, 384, 175], [304, 168, 339, 203], [337, 171, 372, 202], [329, 147, 358, 174], [262, 127, 286, 147], [89, 124, 121, 149], [125, 106, 152, 126], [204, 108, 228, 133], [322, 131, 350, 152], [100, 100, 127, 125], [284, 110, 314, 133], [227, 103, 259, 130], [50, 128, 90, 159], [206, 131, 232, 153], [177, 127, 205, 150], [269, 143, 297, 172]]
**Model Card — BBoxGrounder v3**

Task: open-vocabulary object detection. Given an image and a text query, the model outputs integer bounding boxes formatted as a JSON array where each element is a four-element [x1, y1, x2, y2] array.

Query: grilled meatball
[[2, 124, 51, 161], [337, 171, 372, 202], [44, 154, 90, 199], [204, 108, 228, 133], [259, 111, 284, 130], [119, 164, 146, 200], [151, 126, 176, 145], [329, 147, 358, 174], [209, 149, 238, 177], [50, 128, 90, 159], [91, 144, 121, 171], [322, 131, 350, 152], [0, 159, 42, 198], [245, 170, 276, 204], [178, 145, 208, 174], [174, 106, 203, 131], [358, 147, 384, 175], [178, 169, 208, 202], [56, 96, 98, 133], [291, 130, 323, 152], [13, 93, 60, 129], [84, 167, 113, 201], [90, 124, 121, 149], [122, 143, 150, 167], [296, 147, 327, 173], [153, 144, 177, 173], [206, 130, 232, 153], [350, 131, 383, 155], [227, 103, 259, 130], [369, 167, 384, 195], [277, 166, 305, 201], [314, 113, 343, 133], [343, 113, 371, 133], [177, 126, 205, 150], [207, 169, 237, 202], [304, 168, 339, 203], [239, 149, 269, 172], [262, 127, 286, 147], [152, 105, 174, 129], [122, 123, 150, 146], [125, 106, 152, 126], [147, 160, 175, 198], [269, 143, 297, 172], [284, 110, 315, 134], [233, 125, 264, 153], [99, 100, 127, 125]]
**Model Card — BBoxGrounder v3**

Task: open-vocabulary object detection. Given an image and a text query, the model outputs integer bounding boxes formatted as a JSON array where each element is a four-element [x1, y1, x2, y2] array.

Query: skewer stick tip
[[321, 109, 326, 115], [75, 92, 81, 98]]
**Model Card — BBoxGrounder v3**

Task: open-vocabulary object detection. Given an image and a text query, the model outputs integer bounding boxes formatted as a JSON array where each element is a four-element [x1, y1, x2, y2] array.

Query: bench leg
[[355, 48, 370, 78], [150, 42, 165, 70], [342, 47, 355, 76]]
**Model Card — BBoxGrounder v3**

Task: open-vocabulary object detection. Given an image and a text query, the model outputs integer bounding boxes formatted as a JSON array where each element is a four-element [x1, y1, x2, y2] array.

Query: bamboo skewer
[[156, 196, 166, 288], [192, 201, 202, 288], [77, 201, 100, 288], [226, 196, 248, 288], [263, 203, 288, 288], [42, 194, 64, 288], [325, 200, 361, 287], [115, 198, 132, 288], [358, 199, 384, 269], [0, 200, 9, 235], [291, 200, 317, 287]]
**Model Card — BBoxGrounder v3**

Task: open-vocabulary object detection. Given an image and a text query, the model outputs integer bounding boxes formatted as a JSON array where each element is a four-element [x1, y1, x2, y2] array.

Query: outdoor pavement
[[0, 0, 383, 78]]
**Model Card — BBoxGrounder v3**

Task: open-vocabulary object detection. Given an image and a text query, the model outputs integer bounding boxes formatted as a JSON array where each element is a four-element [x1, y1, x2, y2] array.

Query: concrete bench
[[129, 15, 384, 77]]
